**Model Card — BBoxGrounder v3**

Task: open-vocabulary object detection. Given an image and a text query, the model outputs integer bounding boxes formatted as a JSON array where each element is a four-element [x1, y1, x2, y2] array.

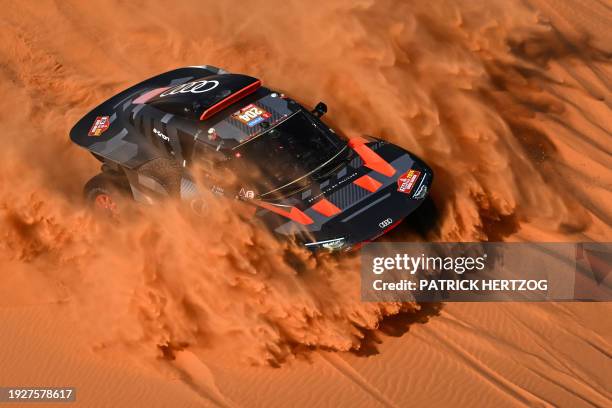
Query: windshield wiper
[[259, 144, 348, 198]]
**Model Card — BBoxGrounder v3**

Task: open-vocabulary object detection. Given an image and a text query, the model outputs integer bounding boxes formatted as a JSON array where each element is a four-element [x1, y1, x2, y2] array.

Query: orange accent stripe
[[132, 87, 169, 104], [311, 198, 341, 217], [348, 137, 396, 177], [353, 175, 382, 192], [255, 201, 313, 225], [200, 80, 262, 120], [348, 136, 369, 147]]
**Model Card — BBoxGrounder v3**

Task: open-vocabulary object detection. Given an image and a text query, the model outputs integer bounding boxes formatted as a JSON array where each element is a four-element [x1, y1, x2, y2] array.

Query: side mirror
[[312, 102, 327, 118]]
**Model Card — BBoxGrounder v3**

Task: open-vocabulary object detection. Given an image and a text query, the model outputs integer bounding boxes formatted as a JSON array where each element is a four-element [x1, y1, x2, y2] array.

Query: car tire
[[83, 171, 130, 214]]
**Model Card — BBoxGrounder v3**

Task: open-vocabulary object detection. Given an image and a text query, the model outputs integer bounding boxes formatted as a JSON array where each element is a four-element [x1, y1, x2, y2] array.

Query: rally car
[[70, 66, 433, 251]]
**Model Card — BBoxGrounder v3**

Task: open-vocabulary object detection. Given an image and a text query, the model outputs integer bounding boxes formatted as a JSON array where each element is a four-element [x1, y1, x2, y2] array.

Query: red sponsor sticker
[[397, 169, 421, 194], [88, 116, 110, 137], [233, 104, 271, 127]]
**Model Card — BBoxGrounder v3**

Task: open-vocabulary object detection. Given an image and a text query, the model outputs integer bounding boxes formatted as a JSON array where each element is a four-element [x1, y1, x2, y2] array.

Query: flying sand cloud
[[0, 0, 610, 367]]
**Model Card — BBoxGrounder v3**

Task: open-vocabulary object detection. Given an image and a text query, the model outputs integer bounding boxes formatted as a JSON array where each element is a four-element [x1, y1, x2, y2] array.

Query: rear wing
[[69, 65, 229, 168]]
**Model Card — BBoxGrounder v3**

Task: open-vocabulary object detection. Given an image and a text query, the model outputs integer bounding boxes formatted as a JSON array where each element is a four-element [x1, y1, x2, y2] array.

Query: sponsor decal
[[211, 185, 225, 195], [239, 188, 255, 200], [233, 104, 271, 127], [397, 169, 421, 194], [159, 80, 219, 97], [413, 184, 428, 199], [88, 116, 110, 137], [379, 218, 393, 228], [153, 128, 170, 141], [308, 171, 359, 203]]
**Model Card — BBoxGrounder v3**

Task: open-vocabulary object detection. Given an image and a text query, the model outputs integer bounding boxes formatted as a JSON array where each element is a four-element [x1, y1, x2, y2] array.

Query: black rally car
[[70, 66, 433, 251]]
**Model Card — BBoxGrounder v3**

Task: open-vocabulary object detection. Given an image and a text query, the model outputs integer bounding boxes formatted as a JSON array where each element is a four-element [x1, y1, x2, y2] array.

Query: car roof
[[195, 91, 299, 149]]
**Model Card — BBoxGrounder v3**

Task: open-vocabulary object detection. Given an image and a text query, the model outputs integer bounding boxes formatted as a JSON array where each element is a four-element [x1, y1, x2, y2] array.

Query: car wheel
[[83, 172, 129, 215]]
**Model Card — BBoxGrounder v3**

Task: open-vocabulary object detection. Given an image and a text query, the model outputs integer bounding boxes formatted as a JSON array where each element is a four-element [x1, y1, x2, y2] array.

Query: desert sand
[[0, 0, 610, 407]]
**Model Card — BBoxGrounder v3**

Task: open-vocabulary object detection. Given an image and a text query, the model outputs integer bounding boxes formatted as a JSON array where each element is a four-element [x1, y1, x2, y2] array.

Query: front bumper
[[306, 164, 434, 251]]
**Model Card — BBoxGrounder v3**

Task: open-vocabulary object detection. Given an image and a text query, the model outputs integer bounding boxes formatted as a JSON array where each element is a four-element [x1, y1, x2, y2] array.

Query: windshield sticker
[[397, 169, 421, 194], [88, 116, 110, 137], [233, 104, 271, 127]]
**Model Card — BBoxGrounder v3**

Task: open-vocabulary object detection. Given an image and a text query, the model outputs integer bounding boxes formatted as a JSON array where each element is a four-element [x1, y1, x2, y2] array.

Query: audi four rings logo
[[379, 218, 393, 228], [159, 80, 220, 97]]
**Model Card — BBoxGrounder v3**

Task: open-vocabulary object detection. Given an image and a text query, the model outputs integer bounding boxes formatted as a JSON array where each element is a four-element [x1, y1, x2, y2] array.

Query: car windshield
[[230, 111, 346, 193]]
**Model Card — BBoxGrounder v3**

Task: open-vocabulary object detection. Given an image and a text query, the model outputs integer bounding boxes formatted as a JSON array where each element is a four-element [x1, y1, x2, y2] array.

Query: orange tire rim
[[94, 193, 117, 212]]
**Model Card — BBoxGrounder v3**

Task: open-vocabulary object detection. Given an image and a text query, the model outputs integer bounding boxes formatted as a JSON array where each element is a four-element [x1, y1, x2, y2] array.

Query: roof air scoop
[[145, 74, 261, 120]]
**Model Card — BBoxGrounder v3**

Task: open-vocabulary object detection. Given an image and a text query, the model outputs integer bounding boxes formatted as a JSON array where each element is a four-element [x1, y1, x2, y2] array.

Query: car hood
[[253, 138, 433, 246]]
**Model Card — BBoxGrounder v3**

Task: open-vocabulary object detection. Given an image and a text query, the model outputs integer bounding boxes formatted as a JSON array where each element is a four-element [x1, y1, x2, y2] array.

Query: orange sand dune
[[0, 0, 610, 407]]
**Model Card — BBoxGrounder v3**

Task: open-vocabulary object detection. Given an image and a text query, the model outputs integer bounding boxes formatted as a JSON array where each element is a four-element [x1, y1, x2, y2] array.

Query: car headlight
[[304, 237, 346, 251]]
